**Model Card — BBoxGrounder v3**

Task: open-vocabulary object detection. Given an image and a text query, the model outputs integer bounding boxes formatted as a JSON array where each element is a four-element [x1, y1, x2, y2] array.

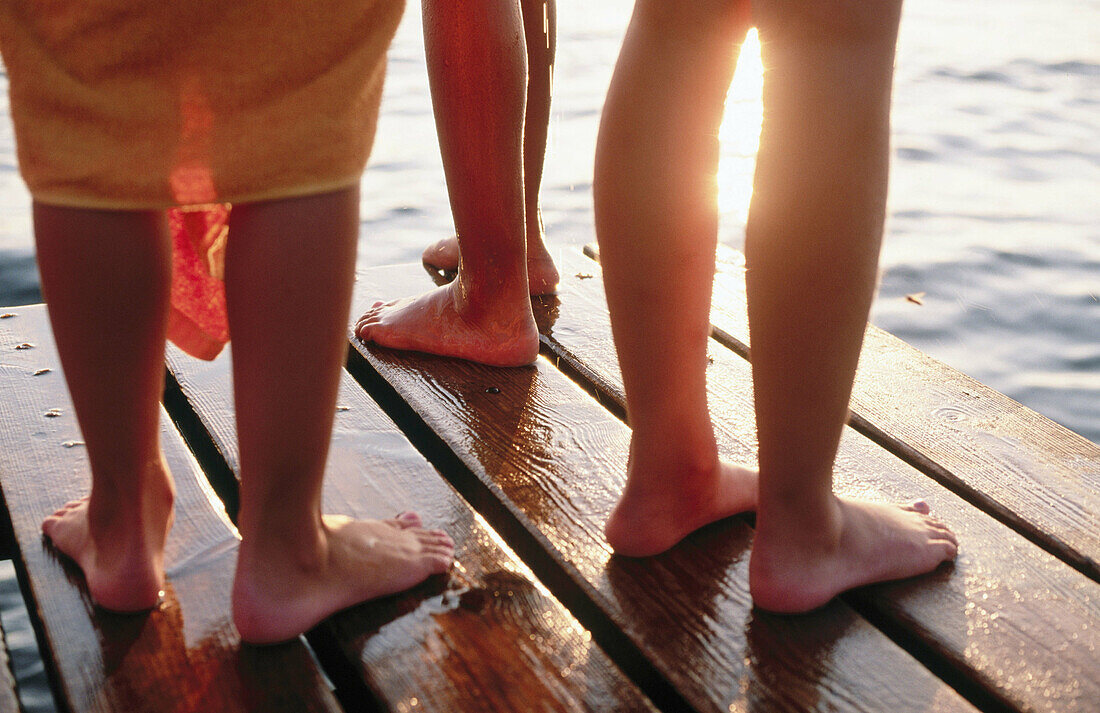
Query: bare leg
[[517, 0, 559, 293], [421, 0, 560, 295], [419, 1, 561, 295], [357, 0, 540, 366], [745, 0, 956, 613], [225, 188, 453, 644], [595, 0, 757, 557], [36, 205, 176, 612]]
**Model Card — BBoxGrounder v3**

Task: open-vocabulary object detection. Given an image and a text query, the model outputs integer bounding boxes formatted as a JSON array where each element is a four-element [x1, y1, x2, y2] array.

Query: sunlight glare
[[716, 29, 764, 222]]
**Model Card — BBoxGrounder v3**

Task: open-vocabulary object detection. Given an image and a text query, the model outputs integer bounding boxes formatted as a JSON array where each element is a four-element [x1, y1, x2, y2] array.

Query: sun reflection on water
[[717, 29, 763, 224]]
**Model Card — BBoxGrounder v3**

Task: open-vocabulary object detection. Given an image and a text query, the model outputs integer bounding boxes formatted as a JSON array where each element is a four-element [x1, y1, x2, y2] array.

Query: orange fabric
[[0, 0, 404, 209], [0, 0, 405, 359], [167, 206, 230, 360]]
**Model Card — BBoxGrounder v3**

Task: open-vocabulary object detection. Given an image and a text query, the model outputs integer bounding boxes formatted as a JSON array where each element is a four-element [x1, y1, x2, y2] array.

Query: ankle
[[755, 494, 843, 557], [456, 259, 525, 291], [624, 442, 722, 502], [452, 274, 536, 323], [87, 464, 174, 534], [628, 427, 718, 475], [524, 230, 552, 259], [238, 510, 327, 572]]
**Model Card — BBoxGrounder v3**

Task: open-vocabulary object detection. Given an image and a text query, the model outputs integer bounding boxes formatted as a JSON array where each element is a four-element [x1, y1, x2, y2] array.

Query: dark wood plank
[[164, 346, 656, 713], [0, 306, 340, 713], [0, 616, 21, 713], [698, 243, 1100, 581], [546, 249, 1100, 713], [349, 263, 977, 713]]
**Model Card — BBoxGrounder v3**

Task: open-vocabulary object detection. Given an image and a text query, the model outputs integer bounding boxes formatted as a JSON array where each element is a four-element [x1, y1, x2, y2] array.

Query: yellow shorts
[[0, 0, 404, 209]]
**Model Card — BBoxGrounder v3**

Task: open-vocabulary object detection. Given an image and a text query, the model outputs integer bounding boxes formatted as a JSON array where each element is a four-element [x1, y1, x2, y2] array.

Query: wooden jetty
[[0, 246, 1096, 712]]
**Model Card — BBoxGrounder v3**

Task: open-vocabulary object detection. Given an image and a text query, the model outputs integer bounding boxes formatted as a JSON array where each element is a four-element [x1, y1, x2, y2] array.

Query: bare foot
[[421, 235, 560, 296], [41, 464, 176, 612], [605, 459, 758, 557], [232, 511, 455, 644], [749, 497, 958, 613], [355, 279, 540, 367]]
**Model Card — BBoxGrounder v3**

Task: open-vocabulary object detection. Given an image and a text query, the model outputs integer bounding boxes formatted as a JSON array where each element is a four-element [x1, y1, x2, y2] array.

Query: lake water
[[0, 2, 1096, 709]]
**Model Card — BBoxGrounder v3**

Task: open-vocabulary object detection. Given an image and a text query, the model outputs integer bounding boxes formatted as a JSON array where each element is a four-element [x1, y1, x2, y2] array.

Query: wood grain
[[349, 263, 977, 713], [547, 248, 1100, 713], [698, 243, 1100, 581], [164, 345, 656, 712], [0, 306, 340, 713]]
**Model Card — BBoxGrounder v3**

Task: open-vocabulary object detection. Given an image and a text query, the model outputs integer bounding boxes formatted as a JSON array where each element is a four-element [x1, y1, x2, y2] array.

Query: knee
[[633, 0, 752, 40], [756, 0, 903, 46]]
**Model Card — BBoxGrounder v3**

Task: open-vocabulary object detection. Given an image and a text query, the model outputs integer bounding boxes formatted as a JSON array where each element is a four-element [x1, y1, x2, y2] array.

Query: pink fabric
[[167, 205, 230, 361]]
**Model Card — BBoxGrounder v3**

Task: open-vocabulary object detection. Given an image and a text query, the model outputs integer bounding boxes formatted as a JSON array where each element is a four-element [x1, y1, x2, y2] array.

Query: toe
[[935, 525, 959, 546], [416, 529, 452, 546], [427, 552, 454, 573], [922, 515, 952, 533], [57, 498, 85, 514], [909, 499, 931, 514], [392, 511, 423, 529], [423, 542, 454, 557]]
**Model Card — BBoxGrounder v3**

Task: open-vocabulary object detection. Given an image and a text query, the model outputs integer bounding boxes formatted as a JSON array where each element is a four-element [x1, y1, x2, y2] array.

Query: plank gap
[[559, 247, 1098, 712], [162, 370, 241, 522], [709, 308, 1100, 585], [843, 591, 1020, 713], [162, 367, 413, 713], [586, 243, 1100, 584], [539, 294, 1021, 713], [842, 409, 1100, 584], [0, 502, 66, 713], [536, 339, 627, 424], [302, 630, 387, 713], [343, 344, 697, 713]]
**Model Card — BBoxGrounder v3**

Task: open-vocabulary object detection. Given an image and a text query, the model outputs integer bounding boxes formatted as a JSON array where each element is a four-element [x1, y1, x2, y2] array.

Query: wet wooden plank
[[0, 617, 21, 713], [545, 249, 1100, 713], [164, 346, 656, 713], [0, 306, 340, 713], [697, 243, 1100, 581], [349, 263, 977, 713]]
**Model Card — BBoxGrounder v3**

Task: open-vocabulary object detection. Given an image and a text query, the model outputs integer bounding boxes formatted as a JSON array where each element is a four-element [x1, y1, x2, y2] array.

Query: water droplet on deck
[[44, 408, 62, 418], [62, 441, 84, 448], [336, 405, 350, 412], [485, 387, 500, 394]]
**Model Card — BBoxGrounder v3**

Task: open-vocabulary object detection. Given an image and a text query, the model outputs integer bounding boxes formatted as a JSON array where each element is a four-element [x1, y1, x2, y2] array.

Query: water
[[0, 2, 1096, 709]]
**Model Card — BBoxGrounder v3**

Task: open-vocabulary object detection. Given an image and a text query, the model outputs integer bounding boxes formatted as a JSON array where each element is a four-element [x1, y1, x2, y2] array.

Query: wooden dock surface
[[0, 246, 1096, 712]]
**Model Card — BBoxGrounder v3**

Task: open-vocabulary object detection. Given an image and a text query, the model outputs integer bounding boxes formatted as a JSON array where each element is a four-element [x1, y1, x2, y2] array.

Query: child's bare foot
[[749, 497, 958, 614], [605, 459, 758, 557], [41, 463, 175, 612], [421, 236, 560, 295], [232, 511, 454, 644], [355, 279, 540, 366]]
